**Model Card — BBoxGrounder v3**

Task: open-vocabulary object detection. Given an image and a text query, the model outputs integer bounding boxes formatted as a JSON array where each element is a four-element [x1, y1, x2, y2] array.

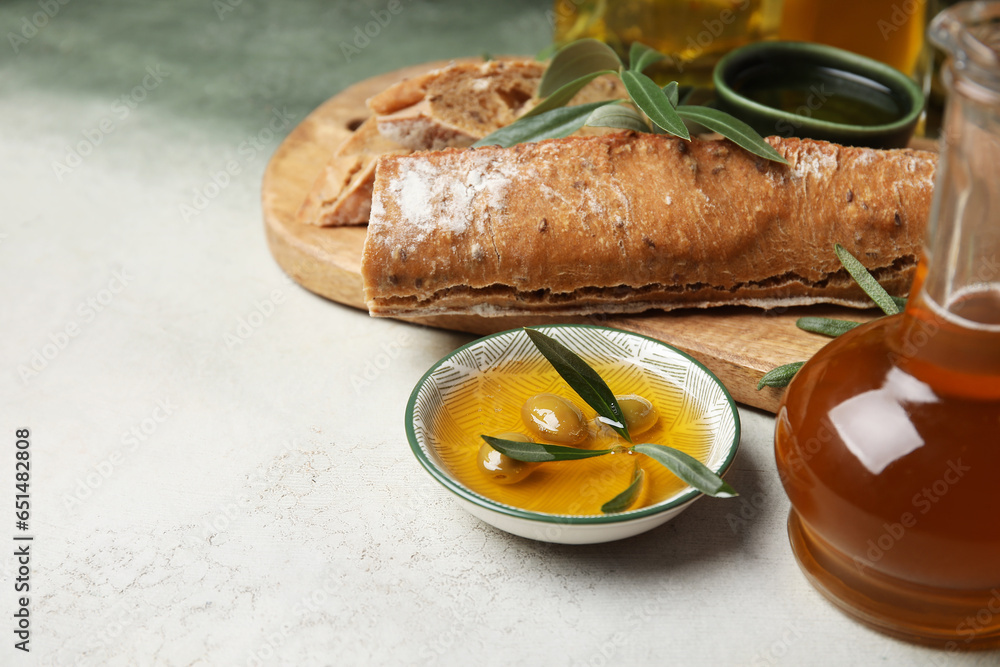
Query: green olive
[[616, 394, 658, 436], [477, 432, 535, 484], [521, 393, 587, 445]]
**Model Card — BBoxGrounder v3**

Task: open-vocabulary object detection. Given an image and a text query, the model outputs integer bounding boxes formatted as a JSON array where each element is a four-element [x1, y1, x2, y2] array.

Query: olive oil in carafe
[[776, 304, 1000, 646]]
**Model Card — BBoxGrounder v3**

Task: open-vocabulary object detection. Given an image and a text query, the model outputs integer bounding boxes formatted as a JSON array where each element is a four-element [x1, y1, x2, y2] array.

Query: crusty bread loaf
[[361, 133, 937, 317], [297, 118, 410, 227]]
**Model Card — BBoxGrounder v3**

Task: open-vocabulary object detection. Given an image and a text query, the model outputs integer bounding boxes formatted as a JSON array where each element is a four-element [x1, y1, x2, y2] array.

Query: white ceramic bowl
[[406, 325, 740, 544]]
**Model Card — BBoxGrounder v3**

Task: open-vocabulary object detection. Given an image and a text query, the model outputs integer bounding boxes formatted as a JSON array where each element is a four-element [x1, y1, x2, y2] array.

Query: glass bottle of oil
[[774, 2, 1000, 648], [551, 0, 781, 87], [779, 0, 927, 76]]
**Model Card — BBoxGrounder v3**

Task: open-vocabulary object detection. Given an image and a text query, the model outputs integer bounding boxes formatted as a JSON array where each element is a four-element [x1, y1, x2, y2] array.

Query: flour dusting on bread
[[379, 150, 514, 249]]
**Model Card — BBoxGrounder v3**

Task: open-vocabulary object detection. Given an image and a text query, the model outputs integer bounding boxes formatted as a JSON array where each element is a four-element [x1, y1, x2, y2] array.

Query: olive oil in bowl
[[714, 41, 924, 148], [729, 62, 904, 127], [432, 362, 714, 516]]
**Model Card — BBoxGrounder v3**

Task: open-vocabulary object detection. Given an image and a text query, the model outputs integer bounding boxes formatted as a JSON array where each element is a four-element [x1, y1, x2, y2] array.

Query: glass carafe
[[774, 1, 1000, 649]]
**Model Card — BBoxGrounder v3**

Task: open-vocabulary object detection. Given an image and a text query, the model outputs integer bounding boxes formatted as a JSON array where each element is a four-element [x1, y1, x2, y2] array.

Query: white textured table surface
[[0, 1, 995, 665]]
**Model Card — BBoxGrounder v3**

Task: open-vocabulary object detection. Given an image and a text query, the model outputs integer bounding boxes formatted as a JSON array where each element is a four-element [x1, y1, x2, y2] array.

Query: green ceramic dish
[[714, 41, 925, 149], [405, 324, 741, 544]]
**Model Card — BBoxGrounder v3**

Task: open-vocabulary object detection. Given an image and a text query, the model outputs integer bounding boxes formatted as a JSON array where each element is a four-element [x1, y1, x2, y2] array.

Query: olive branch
[[757, 244, 906, 390], [473, 39, 788, 165]]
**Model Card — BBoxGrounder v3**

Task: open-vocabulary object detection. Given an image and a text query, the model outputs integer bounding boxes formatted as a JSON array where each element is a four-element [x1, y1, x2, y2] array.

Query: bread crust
[[361, 133, 937, 317]]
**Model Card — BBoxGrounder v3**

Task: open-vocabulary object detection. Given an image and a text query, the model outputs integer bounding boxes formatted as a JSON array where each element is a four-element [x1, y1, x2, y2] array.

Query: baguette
[[361, 133, 937, 317]]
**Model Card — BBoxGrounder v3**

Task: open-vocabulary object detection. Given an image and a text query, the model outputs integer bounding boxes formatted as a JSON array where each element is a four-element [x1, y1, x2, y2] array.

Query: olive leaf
[[629, 42, 665, 74], [586, 104, 650, 133], [539, 38, 622, 98], [676, 85, 699, 106], [621, 70, 689, 139], [758, 243, 911, 390], [796, 317, 862, 337], [633, 444, 737, 498], [663, 81, 679, 108], [523, 70, 619, 119], [535, 43, 560, 62], [757, 362, 805, 390], [601, 465, 645, 513], [523, 328, 631, 442], [482, 435, 613, 462], [675, 105, 789, 164], [834, 244, 901, 316], [486, 39, 787, 163], [473, 100, 618, 148]]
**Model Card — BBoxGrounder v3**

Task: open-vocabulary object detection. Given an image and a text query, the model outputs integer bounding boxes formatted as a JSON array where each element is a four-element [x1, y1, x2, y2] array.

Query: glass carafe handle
[[929, 1, 1000, 90], [913, 2, 1000, 329]]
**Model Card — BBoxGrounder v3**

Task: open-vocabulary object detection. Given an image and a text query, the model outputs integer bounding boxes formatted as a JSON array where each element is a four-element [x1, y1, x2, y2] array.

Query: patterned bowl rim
[[405, 324, 741, 525]]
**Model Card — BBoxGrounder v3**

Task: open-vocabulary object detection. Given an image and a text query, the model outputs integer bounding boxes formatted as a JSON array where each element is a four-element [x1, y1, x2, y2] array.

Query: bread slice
[[371, 59, 627, 150], [296, 118, 410, 227], [301, 58, 627, 227], [361, 133, 937, 317], [370, 59, 544, 151]]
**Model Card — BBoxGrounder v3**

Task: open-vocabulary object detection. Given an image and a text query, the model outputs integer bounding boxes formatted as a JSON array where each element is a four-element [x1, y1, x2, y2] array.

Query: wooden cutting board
[[262, 59, 900, 413]]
